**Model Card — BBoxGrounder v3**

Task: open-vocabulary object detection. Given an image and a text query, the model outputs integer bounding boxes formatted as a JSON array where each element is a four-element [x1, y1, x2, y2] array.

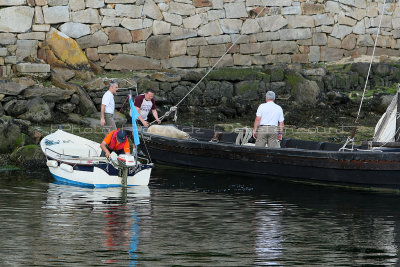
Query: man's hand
[[100, 118, 105, 126], [105, 150, 111, 158], [253, 131, 257, 139], [277, 133, 283, 141], [142, 121, 149, 127], [156, 119, 161, 124]]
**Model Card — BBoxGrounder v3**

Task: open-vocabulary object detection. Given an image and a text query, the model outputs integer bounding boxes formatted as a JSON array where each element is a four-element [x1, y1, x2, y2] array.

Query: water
[[1, 167, 400, 266]]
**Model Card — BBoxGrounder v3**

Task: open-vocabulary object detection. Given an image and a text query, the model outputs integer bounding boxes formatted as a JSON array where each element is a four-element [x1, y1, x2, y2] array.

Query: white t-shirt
[[101, 90, 115, 114], [256, 101, 284, 126]]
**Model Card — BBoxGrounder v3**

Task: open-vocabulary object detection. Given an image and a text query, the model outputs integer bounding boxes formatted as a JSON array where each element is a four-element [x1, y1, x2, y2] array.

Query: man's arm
[[100, 141, 111, 158], [278, 121, 284, 140], [253, 116, 261, 139], [152, 109, 161, 124], [135, 106, 149, 127], [124, 141, 131, 155], [100, 104, 106, 126]]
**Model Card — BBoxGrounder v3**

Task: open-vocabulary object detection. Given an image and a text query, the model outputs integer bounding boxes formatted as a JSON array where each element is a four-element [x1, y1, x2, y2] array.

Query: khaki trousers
[[104, 113, 117, 132], [255, 125, 279, 148]]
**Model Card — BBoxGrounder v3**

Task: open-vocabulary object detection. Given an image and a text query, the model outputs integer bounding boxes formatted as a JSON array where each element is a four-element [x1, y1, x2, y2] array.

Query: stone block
[[209, 54, 233, 68], [260, 42, 272, 55], [98, 44, 122, 54], [33, 24, 50, 32], [187, 37, 207, 46], [287, 15, 315, 28], [252, 55, 269, 65], [301, 3, 325, 15], [279, 29, 312, 41], [0, 33, 16, 45], [255, 32, 280, 41], [0, 7, 34, 33], [352, 20, 365, 35], [220, 19, 242, 34], [314, 14, 334, 26], [291, 54, 309, 63], [330, 25, 353, 40], [43, 6, 69, 24], [60, 22, 91, 39], [194, 0, 211, 7], [16, 63, 50, 73], [17, 32, 46, 40], [123, 43, 146, 56], [0, 57, 4, 65], [121, 18, 143, 31], [163, 12, 183, 26], [169, 40, 187, 57], [106, 27, 132, 43], [153, 21, 171, 35], [272, 41, 297, 54], [47, 0, 68, 5], [115, 4, 143, 18], [161, 56, 197, 68], [207, 10, 225, 21], [105, 0, 136, 2], [169, 2, 195, 16], [35, 0, 47, 5], [342, 34, 356, 50], [131, 28, 152, 42], [183, 14, 202, 29], [77, 30, 108, 49], [0, 0, 27, 4], [338, 15, 357, 26], [102, 17, 123, 27], [206, 35, 230, 45], [187, 46, 199, 56], [69, 0, 85, 11], [233, 54, 251, 66], [86, 48, 99, 61], [198, 21, 223, 36], [100, 8, 116, 17], [327, 36, 341, 48], [312, 33, 327, 45], [5, 56, 17, 64], [171, 26, 197, 40], [282, 6, 301, 15], [240, 43, 260, 54], [105, 54, 160, 70], [225, 2, 248, 19], [241, 19, 261, 34], [211, 0, 223, 9], [0, 48, 6, 57], [258, 15, 287, 32], [146, 35, 170, 59], [143, 0, 162, 20], [16, 40, 38, 61], [86, 0, 105, 8], [199, 44, 225, 57], [35, 6, 44, 24], [72, 9, 101, 23], [320, 47, 344, 62]]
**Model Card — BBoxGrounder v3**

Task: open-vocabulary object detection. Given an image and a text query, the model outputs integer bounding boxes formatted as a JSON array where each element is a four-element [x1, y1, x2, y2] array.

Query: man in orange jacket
[[100, 129, 131, 158]]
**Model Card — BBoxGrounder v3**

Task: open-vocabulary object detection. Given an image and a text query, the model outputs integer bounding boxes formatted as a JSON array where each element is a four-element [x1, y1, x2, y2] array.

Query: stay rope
[[339, 0, 386, 151], [149, 3, 271, 126]]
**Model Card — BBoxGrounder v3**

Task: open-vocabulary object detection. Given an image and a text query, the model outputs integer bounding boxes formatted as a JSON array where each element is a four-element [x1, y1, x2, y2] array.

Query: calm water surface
[[1, 167, 400, 266]]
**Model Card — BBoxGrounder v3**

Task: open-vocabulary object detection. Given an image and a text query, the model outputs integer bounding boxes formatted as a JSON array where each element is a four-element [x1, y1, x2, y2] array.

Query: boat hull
[[141, 133, 400, 188], [48, 165, 152, 188]]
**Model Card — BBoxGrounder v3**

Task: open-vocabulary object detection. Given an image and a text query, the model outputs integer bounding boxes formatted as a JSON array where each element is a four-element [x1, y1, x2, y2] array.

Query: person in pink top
[[133, 89, 161, 127]]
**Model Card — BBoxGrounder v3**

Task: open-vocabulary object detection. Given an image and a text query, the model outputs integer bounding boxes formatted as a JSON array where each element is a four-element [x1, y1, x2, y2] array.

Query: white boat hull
[[41, 129, 153, 187]]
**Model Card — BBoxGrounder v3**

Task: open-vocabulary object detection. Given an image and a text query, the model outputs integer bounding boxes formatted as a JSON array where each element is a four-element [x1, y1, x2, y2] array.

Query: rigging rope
[[339, 0, 386, 151], [149, 3, 271, 126]]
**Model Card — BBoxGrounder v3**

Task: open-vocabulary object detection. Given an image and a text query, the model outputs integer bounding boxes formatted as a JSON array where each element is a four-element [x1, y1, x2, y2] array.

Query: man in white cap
[[253, 91, 284, 148]]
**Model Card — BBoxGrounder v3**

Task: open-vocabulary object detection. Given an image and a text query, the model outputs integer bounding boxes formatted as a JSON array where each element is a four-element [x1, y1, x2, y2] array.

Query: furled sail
[[373, 91, 399, 142]]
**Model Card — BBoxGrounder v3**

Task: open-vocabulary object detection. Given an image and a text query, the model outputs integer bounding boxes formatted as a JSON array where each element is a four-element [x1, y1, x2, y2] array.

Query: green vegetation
[[348, 83, 398, 100], [15, 133, 26, 147], [285, 73, 303, 88], [237, 81, 258, 95]]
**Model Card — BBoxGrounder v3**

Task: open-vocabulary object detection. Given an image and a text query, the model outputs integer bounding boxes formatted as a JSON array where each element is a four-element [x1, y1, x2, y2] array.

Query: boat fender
[[46, 160, 58, 168], [60, 163, 73, 173]]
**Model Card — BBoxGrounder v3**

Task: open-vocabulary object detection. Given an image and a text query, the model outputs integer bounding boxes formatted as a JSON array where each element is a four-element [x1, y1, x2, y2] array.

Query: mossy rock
[[206, 68, 270, 82], [10, 144, 46, 168]]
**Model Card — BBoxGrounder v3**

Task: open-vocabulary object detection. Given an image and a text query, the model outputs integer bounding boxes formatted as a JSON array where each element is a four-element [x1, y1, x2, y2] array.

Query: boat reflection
[[43, 183, 151, 265]]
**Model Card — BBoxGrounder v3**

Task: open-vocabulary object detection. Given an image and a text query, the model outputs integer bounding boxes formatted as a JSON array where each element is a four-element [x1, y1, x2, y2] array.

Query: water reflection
[[1, 169, 400, 265], [42, 184, 151, 266]]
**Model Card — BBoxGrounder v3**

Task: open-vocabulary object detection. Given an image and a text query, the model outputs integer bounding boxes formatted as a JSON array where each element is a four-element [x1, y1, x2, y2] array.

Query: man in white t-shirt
[[253, 91, 284, 148], [100, 81, 118, 132], [133, 88, 161, 127]]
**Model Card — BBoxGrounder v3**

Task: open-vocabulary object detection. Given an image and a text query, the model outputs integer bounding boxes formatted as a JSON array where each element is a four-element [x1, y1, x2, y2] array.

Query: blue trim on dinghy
[[51, 173, 133, 188]]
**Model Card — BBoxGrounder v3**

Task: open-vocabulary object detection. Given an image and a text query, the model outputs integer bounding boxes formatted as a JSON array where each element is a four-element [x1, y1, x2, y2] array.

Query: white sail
[[373, 91, 399, 142]]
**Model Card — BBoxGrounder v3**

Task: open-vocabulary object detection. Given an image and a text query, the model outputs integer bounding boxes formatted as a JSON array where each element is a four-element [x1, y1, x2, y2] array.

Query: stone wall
[[0, 0, 399, 75]]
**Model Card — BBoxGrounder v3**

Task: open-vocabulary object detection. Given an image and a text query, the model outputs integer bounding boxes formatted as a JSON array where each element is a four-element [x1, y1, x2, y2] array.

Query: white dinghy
[[40, 128, 153, 187]]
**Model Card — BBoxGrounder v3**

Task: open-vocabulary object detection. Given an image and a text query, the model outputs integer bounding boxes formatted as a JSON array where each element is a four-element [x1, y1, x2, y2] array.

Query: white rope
[[340, 0, 386, 151], [154, 3, 270, 123], [235, 128, 253, 145]]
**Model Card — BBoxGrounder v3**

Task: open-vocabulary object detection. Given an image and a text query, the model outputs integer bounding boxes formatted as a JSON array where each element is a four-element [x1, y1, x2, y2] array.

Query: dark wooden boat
[[139, 126, 400, 189]]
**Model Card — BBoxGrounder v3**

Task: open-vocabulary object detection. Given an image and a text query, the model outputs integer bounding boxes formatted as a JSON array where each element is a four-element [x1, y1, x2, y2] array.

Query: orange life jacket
[[108, 129, 127, 151]]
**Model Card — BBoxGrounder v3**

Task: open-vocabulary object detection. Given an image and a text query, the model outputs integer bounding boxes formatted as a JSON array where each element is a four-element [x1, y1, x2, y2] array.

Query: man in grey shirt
[[100, 81, 118, 132]]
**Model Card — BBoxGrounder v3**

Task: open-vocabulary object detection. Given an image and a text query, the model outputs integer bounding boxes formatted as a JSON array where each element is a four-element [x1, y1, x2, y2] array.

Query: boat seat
[[49, 143, 101, 158]]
